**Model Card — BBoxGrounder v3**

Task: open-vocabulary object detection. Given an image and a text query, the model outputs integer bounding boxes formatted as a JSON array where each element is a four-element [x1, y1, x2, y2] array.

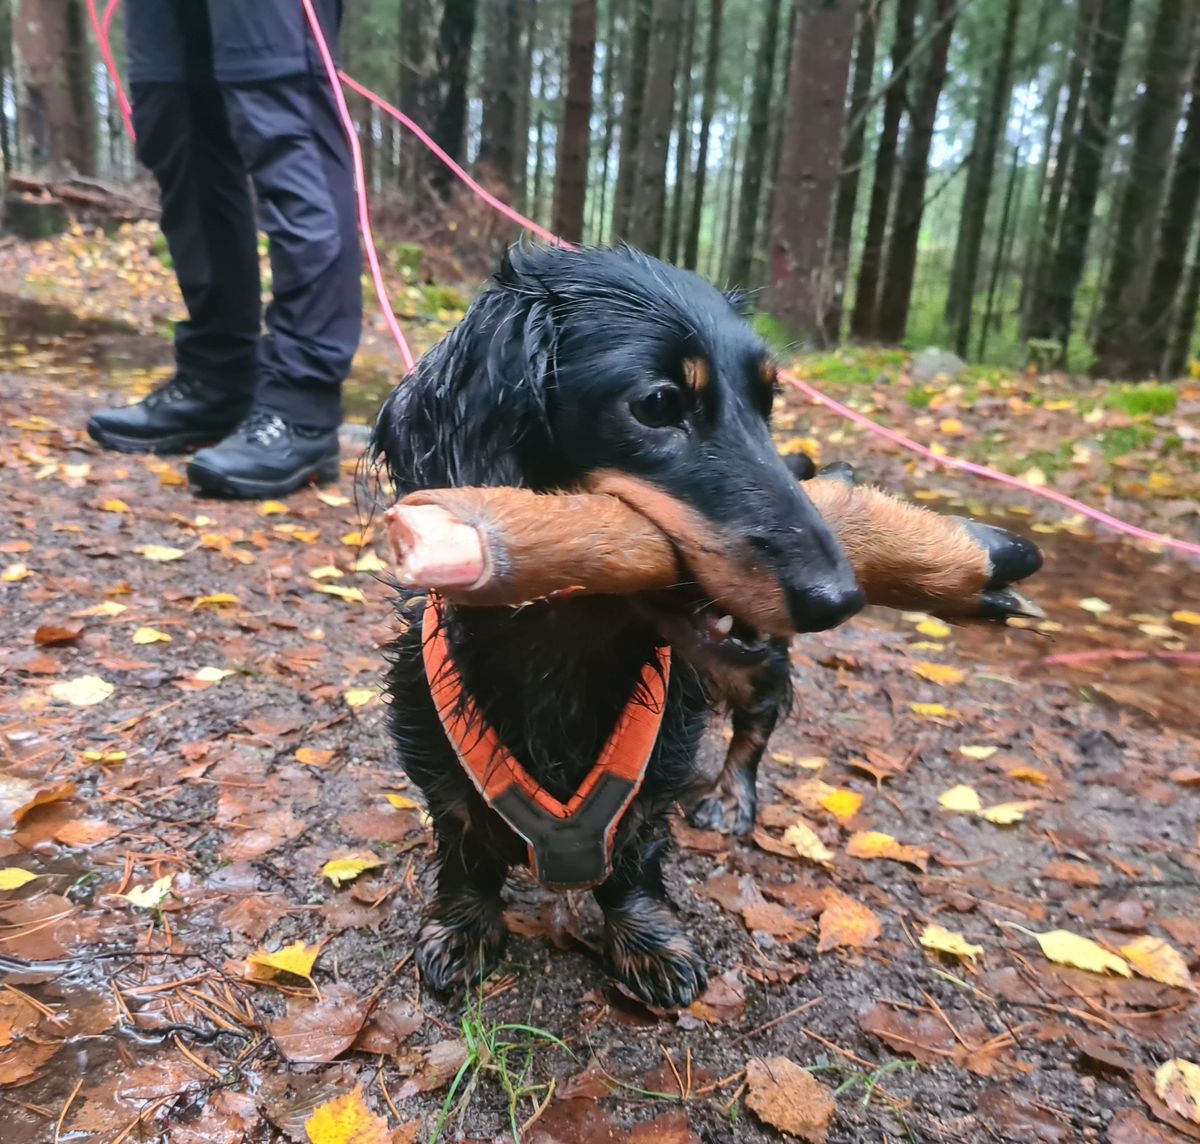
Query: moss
[[1101, 383, 1178, 418]]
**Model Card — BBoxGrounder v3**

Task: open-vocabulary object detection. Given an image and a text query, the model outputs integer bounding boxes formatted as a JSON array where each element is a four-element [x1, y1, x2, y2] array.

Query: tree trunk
[[666, 0, 697, 264], [396, 0, 431, 189], [1092, 0, 1193, 376], [552, 0, 598, 243], [873, 0, 958, 344], [512, 0, 539, 212], [626, 0, 684, 254], [716, 84, 748, 279], [683, 0, 723, 270], [849, 0, 917, 340], [612, 0, 653, 240], [824, 0, 878, 341], [592, 0, 622, 242], [429, 0, 478, 195], [479, 0, 523, 192], [761, 0, 799, 264], [14, 0, 96, 174], [1164, 227, 1200, 377], [1131, 47, 1200, 377], [950, 0, 1022, 357], [728, 0, 785, 285]]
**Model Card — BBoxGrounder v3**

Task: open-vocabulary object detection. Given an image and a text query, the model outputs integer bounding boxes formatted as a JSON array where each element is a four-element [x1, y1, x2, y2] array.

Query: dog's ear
[[371, 271, 558, 495]]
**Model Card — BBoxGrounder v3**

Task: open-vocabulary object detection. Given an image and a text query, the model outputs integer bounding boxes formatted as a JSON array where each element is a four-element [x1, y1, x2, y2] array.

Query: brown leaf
[[744, 1056, 835, 1143], [394, 1040, 470, 1099], [975, 1086, 1073, 1143], [816, 889, 881, 953], [351, 1000, 423, 1056], [1109, 1109, 1192, 1144], [1041, 860, 1102, 888], [0, 1036, 61, 1087], [52, 817, 120, 847], [627, 1108, 702, 1143], [268, 984, 367, 1063], [526, 1098, 621, 1143], [686, 970, 746, 1024], [33, 620, 84, 645], [0, 776, 75, 828]]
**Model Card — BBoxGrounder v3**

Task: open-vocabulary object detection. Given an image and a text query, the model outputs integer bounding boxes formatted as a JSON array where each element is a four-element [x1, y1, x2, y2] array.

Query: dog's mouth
[[648, 593, 771, 665]]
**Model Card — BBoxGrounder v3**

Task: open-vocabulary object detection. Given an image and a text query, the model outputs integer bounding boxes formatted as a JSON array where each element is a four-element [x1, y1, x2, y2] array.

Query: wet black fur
[[371, 244, 858, 1009]]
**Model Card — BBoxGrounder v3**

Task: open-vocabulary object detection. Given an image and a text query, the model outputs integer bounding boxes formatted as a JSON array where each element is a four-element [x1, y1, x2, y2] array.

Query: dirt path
[[1, 314, 1199, 1143]]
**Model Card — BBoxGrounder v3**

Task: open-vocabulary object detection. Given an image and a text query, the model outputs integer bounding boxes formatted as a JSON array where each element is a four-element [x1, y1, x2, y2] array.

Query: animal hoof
[[953, 517, 1043, 587], [817, 460, 856, 485], [977, 586, 1045, 623], [688, 790, 756, 836], [784, 452, 817, 481], [415, 912, 507, 994]]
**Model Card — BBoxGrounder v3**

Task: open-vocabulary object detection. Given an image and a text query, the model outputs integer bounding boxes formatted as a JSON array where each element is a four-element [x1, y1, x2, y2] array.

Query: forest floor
[[1, 223, 1199, 1144]]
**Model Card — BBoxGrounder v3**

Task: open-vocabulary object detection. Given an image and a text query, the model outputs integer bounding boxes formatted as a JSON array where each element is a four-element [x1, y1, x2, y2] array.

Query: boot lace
[[239, 410, 288, 447]]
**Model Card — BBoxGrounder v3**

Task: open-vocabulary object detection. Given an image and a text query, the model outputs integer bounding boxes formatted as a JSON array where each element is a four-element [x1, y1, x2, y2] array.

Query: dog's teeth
[[714, 614, 734, 636]]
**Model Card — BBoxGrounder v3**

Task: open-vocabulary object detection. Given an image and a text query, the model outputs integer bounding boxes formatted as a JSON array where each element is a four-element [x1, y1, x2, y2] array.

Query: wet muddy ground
[[1, 298, 1198, 1143]]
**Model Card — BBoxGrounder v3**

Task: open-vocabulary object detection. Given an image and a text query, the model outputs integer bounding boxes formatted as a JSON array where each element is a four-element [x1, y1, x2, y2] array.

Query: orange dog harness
[[422, 600, 671, 890]]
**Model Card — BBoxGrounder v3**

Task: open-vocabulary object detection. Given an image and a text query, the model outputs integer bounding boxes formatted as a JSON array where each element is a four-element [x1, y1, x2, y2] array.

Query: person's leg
[[89, 0, 261, 453]]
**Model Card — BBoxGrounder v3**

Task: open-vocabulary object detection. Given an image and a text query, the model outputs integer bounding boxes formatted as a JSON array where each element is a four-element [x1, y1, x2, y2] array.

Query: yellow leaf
[[959, 745, 998, 761], [317, 584, 366, 604], [978, 800, 1040, 825], [193, 666, 234, 683], [938, 418, 964, 435], [295, 747, 336, 767], [352, 551, 387, 574], [120, 874, 174, 909], [309, 564, 344, 580], [1120, 936, 1193, 988], [1171, 610, 1200, 626], [50, 675, 114, 706], [132, 626, 172, 645], [2, 562, 33, 582], [1078, 597, 1112, 615], [920, 923, 983, 962], [938, 784, 982, 813], [344, 688, 377, 708], [316, 491, 351, 508], [781, 820, 834, 866], [910, 640, 945, 652], [159, 467, 186, 487], [100, 498, 131, 513], [1007, 766, 1049, 784], [846, 831, 929, 870], [194, 593, 240, 608], [1044, 399, 1075, 411], [913, 662, 965, 686], [340, 530, 369, 546], [1138, 622, 1178, 639], [75, 600, 127, 618], [910, 702, 955, 718], [384, 793, 420, 810], [0, 868, 39, 890], [1155, 1059, 1200, 1124], [916, 618, 952, 639], [818, 788, 863, 822], [304, 1087, 390, 1144], [248, 939, 321, 981], [257, 500, 289, 516], [321, 854, 384, 887], [1033, 929, 1130, 976], [135, 544, 186, 562], [82, 749, 126, 765], [1019, 467, 1047, 488]]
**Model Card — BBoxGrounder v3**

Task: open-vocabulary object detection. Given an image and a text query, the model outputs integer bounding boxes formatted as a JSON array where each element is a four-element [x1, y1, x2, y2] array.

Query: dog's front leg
[[594, 829, 707, 1010], [416, 811, 512, 995]]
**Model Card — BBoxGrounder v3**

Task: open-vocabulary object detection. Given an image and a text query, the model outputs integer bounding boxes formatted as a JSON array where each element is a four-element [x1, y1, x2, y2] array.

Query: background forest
[[9, 0, 1200, 378]]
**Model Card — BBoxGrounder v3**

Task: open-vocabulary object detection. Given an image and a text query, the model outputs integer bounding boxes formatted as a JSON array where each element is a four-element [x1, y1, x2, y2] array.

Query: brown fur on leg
[[415, 900, 508, 994], [602, 892, 707, 1010]]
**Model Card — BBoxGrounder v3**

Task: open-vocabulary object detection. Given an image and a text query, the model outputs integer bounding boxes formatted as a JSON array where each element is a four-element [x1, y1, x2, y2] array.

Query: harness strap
[[421, 599, 670, 890]]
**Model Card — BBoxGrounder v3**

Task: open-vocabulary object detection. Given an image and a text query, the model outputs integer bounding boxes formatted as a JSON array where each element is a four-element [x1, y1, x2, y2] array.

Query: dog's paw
[[415, 909, 507, 994], [604, 900, 708, 1010], [688, 782, 757, 836]]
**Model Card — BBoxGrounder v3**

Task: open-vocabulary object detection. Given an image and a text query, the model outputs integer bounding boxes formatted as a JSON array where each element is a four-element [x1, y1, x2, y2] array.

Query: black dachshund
[[371, 244, 863, 1009]]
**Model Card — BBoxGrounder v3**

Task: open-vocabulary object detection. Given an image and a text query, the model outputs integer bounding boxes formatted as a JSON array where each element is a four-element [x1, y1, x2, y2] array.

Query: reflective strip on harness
[[421, 599, 670, 890]]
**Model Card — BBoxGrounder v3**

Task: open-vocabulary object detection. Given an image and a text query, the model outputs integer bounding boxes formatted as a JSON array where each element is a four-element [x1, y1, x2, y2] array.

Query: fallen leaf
[[49, 675, 114, 706], [100, 498, 131, 513], [384, 793, 420, 810], [81, 749, 126, 765], [33, 621, 83, 645], [846, 831, 930, 871], [1, 778, 75, 825], [1007, 766, 1049, 784], [316, 491, 351, 508], [0, 868, 39, 890], [1079, 597, 1112, 614], [910, 702, 954, 717], [1156, 1059, 1200, 1124], [74, 600, 126, 618], [1172, 610, 1200, 626], [258, 500, 289, 516], [296, 747, 336, 767], [744, 1056, 835, 1143], [1120, 936, 1193, 988], [913, 662, 965, 686], [304, 1087, 389, 1144], [959, 744, 998, 761], [781, 821, 834, 866], [939, 784, 982, 812], [135, 544, 186, 562], [321, 854, 384, 887], [193, 666, 234, 683], [248, 939, 322, 982], [309, 565, 344, 580], [1031, 928, 1130, 976], [316, 584, 366, 604], [817, 889, 880, 952], [352, 552, 386, 573], [344, 688, 377, 708], [818, 788, 862, 822], [194, 593, 240, 608], [120, 875, 174, 910], [917, 618, 952, 639], [978, 800, 1041, 825], [920, 923, 983, 961], [132, 626, 172, 645], [270, 985, 367, 1065]]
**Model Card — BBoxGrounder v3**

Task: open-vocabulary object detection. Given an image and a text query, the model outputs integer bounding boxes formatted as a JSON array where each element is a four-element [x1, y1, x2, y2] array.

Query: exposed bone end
[[384, 503, 489, 589]]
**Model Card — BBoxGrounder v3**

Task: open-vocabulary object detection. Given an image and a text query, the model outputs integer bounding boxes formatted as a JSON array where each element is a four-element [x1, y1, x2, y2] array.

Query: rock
[[911, 347, 968, 382]]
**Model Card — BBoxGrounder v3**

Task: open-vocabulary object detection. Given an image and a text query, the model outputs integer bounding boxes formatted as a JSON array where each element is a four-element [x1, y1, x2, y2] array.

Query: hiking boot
[[87, 373, 251, 454], [186, 410, 341, 498]]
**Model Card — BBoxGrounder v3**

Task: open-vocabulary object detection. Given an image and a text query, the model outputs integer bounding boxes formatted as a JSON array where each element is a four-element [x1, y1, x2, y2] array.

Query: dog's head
[[373, 245, 863, 659]]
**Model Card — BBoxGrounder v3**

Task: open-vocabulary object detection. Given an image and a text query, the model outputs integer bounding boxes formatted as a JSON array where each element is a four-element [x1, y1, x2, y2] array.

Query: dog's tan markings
[[682, 356, 710, 394], [760, 359, 779, 396]]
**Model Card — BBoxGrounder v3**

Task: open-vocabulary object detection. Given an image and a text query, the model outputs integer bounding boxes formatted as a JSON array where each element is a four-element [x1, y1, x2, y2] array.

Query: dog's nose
[[787, 579, 866, 633]]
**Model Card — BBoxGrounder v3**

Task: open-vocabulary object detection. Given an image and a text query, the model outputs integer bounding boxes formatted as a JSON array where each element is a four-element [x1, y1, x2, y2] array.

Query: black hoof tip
[[953, 517, 1044, 586], [817, 460, 857, 485], [784, 452, 817, 481], [978, 587, 1045, 623]]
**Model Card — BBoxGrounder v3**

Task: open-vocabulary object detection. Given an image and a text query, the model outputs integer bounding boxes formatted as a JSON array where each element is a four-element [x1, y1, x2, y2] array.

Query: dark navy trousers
[[126, 0, 361, 430]]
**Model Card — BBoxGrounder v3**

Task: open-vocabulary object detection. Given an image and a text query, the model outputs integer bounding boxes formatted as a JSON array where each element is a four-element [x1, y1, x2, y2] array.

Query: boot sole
[[186, 456, 342, 499], [86, 419, 231, 456]]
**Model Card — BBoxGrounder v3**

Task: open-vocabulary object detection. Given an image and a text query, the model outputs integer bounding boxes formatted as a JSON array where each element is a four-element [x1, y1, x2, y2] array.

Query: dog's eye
[[630, 385, 687, 429]]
